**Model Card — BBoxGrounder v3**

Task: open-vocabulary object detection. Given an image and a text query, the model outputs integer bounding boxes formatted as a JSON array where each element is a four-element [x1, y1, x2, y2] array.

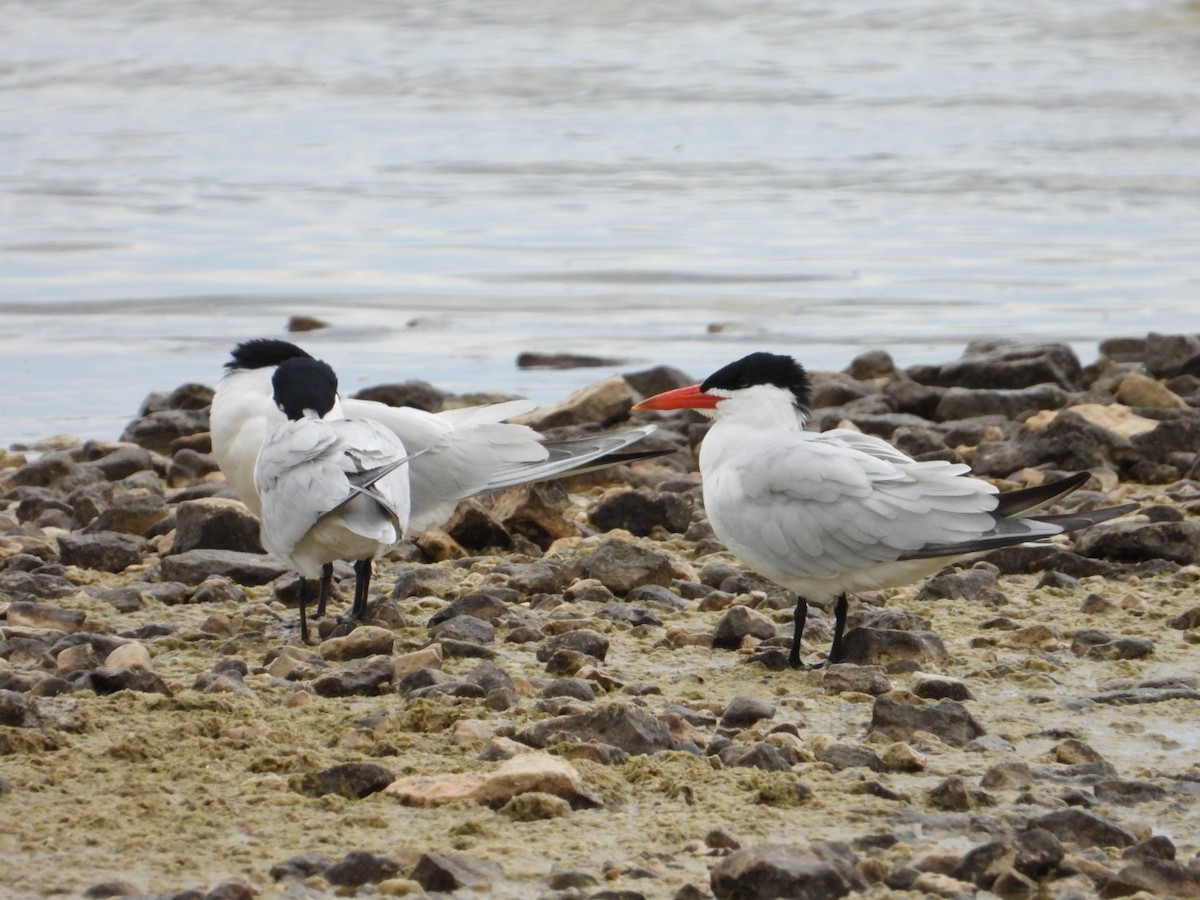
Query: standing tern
[[255, 356, 419, 642], [634, 352, 1138, 669], [212, 338, 662, 619]]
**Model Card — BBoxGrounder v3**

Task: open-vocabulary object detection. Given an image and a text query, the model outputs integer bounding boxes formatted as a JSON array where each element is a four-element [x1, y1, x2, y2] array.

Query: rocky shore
[[2, 335, 1199, 900]]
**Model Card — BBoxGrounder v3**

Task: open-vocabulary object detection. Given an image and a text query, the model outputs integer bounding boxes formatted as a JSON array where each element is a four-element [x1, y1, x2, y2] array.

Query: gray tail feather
[[317, 449, 426, 527], [476, 425, 665, 494], [899, 500, 1139, 561], [993, 472, 1090, 517], [1026, 502, 1141, 532]]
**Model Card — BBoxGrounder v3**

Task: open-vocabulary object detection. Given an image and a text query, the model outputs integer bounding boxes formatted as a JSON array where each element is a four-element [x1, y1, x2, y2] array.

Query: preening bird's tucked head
[[700, 352, 812, 412], [633, 352, 812, 421], [226, 339, 312, 371], [271, 357, 338, 420]]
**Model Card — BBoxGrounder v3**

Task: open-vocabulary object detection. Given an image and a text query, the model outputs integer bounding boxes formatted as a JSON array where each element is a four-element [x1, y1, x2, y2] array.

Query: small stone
[[536, 629, 610, 664], [428, 588, 515, 626], [821, 664, 892, 696], [297, 762, 397, 799], [411, 853, 503, 893], [712, 605, 777, 649], [880, 742, 926, 772], [310, 655, 396, 697], [869, 693, 986, 748], [1100, 859, 1200, 899], [319, 626, 395, 661], [575, 537, 676, 594], [911, 673, 973, 702], [429, 615, 495, 645], [1093, 780, 1168, 805], [57, 532, 143, 573], [6, 600, 87, 634], [820, 743, 885, 772], [1028, 808, 1137, 849], [720, 694, 777, 728], [980, 761, 1035, 790], [710, 844, 856, 900], [171, 498, 264, 554], [587, 488, 694, 536], [840, 628, 948, 666], [325, 850, 402, 888], [515, 703, 675, 756], [928, 775, 992, 811], [160, 549, 288, 586], [103, 641, 152, 671], [83, 881, 143, 898]]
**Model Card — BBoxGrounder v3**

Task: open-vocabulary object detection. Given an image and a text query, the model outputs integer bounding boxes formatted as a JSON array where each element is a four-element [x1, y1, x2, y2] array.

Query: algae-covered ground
[[3, 472, 1198, 899]]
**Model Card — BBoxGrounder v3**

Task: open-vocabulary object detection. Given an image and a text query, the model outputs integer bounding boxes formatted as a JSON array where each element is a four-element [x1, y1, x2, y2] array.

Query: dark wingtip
[[225, 338, 311, 371]]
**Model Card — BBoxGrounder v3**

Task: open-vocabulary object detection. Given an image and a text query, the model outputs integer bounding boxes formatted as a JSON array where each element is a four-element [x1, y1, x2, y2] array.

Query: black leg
[[315, 562, 334, 618], [350, 559, 372, 620], [788, 600, 808, 669], [297, 576, 310, 644], [827, 594, 849, 665]]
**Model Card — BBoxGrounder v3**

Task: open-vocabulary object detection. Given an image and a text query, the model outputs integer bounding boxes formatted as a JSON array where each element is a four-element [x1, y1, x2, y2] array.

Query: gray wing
[[706, 430, 999, 582]]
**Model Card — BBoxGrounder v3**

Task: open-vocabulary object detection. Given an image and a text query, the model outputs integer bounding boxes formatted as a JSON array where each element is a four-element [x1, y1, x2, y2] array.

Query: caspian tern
[[255, 356, 418, 642], [212, 338, 662, 619], [634, 352, 1138, 669]]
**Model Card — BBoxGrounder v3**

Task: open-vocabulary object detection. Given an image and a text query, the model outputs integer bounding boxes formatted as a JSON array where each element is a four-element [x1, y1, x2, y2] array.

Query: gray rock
[[171, 498, 263, 554], [80, 443, 157, 481], [1166, 606, 1200, 630], [1084, 636, 1155, 661], [928, 775, 992, 810], [428, 588, 515, 626], [444, 501, 512, 551], [412, 852, 503, 893], [820, 743, 885, 772], [1074, 521, 1200, 567], [923, 341, 1083, 391], [429, 614, 495, 645], [980, 761, 1035, 790], [120, 408, 209, 454], [934, 384, 1071, 421], [1026, 808, 1137, 849], [497, 561, 566, 594], [160, 549, 288, 586], [587, 488, 694, 536], [1, 451, 79, 489], [57, 532, 143, 573], [1093, 780, 1168, 805], [295, 762, 396, 799], [83, 493, 169, 536], [269, 853, 335, 882], [310, 656, 395, 697], [536, 629, 609, 664], [912, 673, 974, 702], [1143, 331, 1200, 378], [354, 379, 447, 411], [541, 678, 596, 702], [710, 843, 856, 900], [712, 605, 777, 649], [821, 664, 892, 696], [390, 563, 458, 599], [575, 537, 676, 594], [1102, 859, 1200, 899], [718, 742, 797, 772], [869, 694, 986, 748], [915, 566, 1007, 604], [952, 829, 1064, 889], [840, 628, 948, 667], [82, 668, 172, 697], [324, 850, 402, 888], [720, 694, 776, 728], [516, 703, 675, 756]]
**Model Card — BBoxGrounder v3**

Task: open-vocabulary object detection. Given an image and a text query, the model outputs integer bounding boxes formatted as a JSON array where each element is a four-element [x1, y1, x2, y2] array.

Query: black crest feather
[[226, 339, 312, 371], [701, 352, 812, 411]]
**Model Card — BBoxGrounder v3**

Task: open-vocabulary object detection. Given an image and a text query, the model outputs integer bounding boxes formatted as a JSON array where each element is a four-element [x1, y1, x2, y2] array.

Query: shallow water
[[2, 0, 1199, 445]]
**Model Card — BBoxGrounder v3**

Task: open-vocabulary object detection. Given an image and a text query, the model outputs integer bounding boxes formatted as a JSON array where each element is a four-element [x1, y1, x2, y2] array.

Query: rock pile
[[1, 335, 1197, 898]]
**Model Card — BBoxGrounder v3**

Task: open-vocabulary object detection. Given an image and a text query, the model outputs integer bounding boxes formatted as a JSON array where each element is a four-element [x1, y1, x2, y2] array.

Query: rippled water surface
[[2, 0, 1199, 444]]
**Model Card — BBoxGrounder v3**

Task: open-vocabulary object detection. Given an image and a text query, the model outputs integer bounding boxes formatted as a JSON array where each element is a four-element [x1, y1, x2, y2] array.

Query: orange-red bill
[[632, 384, 719, 411]]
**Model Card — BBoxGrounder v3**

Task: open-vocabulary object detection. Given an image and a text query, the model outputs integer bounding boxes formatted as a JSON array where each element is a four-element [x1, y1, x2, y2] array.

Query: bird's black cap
[[272, 357, 338, 420], [226, 339, 312, 371], [701, 352, 813, 411]]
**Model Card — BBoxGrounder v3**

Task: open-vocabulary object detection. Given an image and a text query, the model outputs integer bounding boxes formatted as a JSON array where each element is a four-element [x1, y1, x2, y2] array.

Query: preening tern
[[255, 356, 417, 642]]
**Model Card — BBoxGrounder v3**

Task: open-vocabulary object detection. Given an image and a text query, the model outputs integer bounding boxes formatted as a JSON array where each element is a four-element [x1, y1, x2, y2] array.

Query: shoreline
[[1, 334, 1198, 899]]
